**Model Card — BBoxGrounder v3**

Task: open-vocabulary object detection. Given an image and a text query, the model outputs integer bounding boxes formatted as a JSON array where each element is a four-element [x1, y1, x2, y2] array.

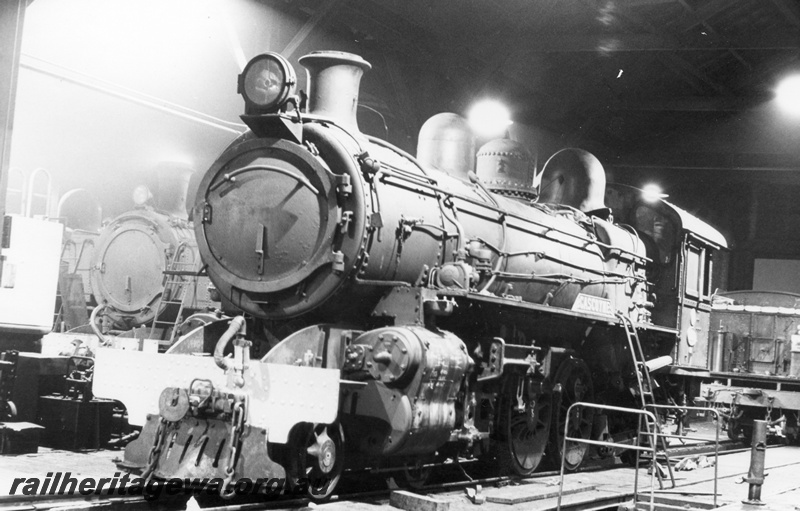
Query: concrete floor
[[1, 424, 799, 511], [0, 447, 121, 496]]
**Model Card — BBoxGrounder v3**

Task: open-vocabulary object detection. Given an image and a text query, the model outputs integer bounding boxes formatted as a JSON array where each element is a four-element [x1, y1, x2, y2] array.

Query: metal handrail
[[646, 404, 722, 508], [556, 402, 723, 511], [557, 403, 659, 511]]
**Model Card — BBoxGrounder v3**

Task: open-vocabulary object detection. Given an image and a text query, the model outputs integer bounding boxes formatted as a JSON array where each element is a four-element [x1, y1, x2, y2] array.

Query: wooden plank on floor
[[483, 481, 597, 505], [390, 490, 450, 511]]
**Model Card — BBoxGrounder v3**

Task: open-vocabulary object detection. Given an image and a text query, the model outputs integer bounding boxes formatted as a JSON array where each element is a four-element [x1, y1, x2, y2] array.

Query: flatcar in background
[[699, 290, 800, 444]]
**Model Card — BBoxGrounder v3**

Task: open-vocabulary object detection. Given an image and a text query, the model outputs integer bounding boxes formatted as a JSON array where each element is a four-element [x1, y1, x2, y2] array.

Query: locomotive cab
[[605, 183, 728, 373]]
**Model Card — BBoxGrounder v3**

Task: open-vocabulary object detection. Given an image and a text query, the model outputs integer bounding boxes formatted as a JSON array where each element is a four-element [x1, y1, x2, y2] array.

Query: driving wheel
[[547, 358, 594, 471], [494, 373, 552, 476]]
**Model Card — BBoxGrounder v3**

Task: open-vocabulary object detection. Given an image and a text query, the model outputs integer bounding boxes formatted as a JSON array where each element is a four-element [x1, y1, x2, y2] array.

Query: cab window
[[633, 205, 677, 264], [685, 241, 712, 300]]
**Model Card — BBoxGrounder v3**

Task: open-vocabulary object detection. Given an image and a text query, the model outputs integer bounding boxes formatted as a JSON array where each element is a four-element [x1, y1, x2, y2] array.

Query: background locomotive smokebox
[[0, 422, 43, 454], [37, 397, 115, 450]]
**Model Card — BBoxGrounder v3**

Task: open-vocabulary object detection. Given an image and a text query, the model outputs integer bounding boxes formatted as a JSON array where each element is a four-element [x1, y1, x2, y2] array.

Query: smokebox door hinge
[[335, 174, 352, 197], [332, 251, 345, 273], [339, 211, 353, 234]]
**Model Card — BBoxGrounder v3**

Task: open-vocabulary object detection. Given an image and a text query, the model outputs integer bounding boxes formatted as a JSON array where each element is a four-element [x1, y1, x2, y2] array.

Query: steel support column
[[0, 0, 27, 220]]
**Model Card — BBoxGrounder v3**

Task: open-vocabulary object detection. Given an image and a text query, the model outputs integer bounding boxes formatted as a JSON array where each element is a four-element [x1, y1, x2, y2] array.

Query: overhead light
[[642, 184, 667, 202], [776, 75, 800, 116], [467, 99, 513, 139]]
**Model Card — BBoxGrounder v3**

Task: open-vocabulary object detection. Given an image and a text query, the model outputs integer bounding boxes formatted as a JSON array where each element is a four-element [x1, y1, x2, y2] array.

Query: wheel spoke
[[493, 375, 551, 476], [289, 423, 344, 501], [548, 359, 594, 471]]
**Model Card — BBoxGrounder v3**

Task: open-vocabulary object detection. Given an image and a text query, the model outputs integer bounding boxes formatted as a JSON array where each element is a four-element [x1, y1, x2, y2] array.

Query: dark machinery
[[98, 50, 727, 498]]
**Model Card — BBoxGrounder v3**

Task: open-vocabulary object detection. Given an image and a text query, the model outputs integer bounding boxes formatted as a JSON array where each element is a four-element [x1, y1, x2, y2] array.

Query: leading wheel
[[493, 374, 552, 476], [287, 423, 345, 501], [398, 459, 432, 489], [547, 358, 594, 471]]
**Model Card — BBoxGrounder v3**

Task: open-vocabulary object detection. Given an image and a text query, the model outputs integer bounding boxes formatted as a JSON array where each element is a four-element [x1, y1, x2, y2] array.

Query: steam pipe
[[712, 326, 726, 372], [90, 304, 112, 346], [214, 316, 246, 372]]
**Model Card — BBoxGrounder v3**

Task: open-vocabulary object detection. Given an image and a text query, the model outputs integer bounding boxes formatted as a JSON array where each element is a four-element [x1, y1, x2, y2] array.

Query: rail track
[[0, 438, 767, 511]]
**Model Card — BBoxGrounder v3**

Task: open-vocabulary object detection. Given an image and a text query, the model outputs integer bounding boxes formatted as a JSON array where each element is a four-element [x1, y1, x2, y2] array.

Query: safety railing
[[556, 402, 723, 511], [646, 404, 722, 509], [557, 403, 659, 511]]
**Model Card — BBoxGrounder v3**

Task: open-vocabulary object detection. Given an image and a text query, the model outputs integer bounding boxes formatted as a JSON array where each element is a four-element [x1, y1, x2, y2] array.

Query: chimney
[[299, 51, 372, 131], [154, 161, 194, 220]]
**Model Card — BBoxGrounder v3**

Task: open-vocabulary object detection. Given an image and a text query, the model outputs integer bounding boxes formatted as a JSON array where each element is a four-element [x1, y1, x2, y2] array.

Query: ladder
[[617, 312, 676, 490], [149, 242, 198, 348], [54, 238, 95, 331]]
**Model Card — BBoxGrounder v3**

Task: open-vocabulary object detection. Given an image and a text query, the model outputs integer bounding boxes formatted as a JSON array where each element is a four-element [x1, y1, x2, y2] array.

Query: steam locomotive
[[85, 163, 214, 345], [53, 171, 210, 344], [93, 50, 727, 497]]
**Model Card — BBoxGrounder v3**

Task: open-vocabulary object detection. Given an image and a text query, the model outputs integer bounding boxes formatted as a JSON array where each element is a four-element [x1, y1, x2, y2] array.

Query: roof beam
[[682, 0, 737, 30], [769, 0, 800, 28], [738, 52, 800, 88], [584, 0, 736, 97], [607, 96, 764, 112], [346, 0, 565, 108], [624, 0, 677, 5], [281, 0, 346, 59], [676, 0, 751, 70], [513, 31, 800, 53]]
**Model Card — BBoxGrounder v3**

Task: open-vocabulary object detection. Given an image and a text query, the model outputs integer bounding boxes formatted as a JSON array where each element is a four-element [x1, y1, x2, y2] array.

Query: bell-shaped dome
[[538, 148, 607, 214], [416, 113, 475, 180]]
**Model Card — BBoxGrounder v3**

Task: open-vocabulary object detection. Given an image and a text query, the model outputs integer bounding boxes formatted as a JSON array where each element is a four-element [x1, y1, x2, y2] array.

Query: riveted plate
[[93, 348, 340, 443], [93, 348, 224, 426], [243, 363, 340, 443]]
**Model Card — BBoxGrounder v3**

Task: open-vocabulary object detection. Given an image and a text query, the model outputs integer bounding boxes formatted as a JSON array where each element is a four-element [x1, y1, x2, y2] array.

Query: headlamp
[[132, 185, 152, 206], [238, 52, 296, 114]]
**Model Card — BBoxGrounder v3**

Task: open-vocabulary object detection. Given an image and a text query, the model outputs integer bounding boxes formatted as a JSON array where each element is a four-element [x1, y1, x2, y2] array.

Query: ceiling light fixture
[[467, 99, 513, 139], [776, 75, 800, 116], [642, 184, 667, 202]]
